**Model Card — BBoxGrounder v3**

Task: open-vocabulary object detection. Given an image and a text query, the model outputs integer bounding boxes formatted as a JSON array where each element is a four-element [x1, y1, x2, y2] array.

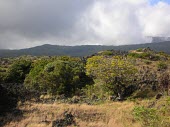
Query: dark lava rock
[[156, 93, 163, 100], [52, 111, 76, 127]]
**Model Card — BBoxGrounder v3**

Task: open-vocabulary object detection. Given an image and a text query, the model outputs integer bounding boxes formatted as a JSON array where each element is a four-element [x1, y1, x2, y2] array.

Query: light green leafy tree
[[86, 56, 137, 99]]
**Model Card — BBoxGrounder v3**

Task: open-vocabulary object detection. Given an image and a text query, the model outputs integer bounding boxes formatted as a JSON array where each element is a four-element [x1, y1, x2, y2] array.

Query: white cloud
[[77, 0, 170, 45], [139, 2, 170, 36]]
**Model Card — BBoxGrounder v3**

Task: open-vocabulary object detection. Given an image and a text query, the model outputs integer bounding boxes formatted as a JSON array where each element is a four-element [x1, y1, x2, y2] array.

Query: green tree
[[25, 56, 92, 96], [5, 59, 31, 83], [86, 56, 137, 100], [24, 58, 51, 90]]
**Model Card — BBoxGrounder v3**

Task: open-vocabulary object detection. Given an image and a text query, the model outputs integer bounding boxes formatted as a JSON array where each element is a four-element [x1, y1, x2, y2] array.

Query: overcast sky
[[0, 0, 170, 49]]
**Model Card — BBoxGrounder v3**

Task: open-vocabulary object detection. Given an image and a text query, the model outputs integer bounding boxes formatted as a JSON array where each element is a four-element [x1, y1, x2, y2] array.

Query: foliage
[[25, 56, 92, 96], [133, 98, 170, 127], [0, 72, 6, 82], [133, 106, 159, 127], [0, 85, 18, 114], [100, 50, 113, 56], [5, 59, 31, 83], [128, 52, 160, 61], [157, 62, 168, 70], [128, 52, 150, 59], [158, 72, 170, 95], [24, 58, 51, 90], [131, 66, 159, 98], [86, 56, 137, 99], [82, 80, 108, 99], [131, 88, 157, 99], [136, 48, 143, 52]]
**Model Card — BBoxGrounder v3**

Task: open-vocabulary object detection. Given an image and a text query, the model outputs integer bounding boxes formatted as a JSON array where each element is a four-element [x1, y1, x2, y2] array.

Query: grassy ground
[[2, 97, 170, 127], [2, 101, 140, 127]]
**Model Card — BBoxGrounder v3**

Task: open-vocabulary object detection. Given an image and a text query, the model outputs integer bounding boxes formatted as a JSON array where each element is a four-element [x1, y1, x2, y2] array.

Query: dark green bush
[[25, 57, 93, 96], [5, 59, 32, 83], [0, 85, 18, 114]]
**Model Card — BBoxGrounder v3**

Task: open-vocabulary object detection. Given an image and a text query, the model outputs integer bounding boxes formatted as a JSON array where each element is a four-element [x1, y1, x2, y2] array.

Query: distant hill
[[0, 41, 170, 57], [151, 37, 170, 43]]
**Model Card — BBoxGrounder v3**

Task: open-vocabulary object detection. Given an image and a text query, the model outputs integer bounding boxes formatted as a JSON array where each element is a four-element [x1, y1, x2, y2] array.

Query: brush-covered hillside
[[1, 48, 170, 127]]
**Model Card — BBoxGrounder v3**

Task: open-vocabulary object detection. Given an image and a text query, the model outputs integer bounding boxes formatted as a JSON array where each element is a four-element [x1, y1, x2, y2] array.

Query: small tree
[[86, 56, 137, 100]]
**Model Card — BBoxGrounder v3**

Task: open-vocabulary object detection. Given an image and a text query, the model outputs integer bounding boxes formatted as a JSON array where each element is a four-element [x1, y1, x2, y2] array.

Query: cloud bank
[[0, 0, 170, 49]]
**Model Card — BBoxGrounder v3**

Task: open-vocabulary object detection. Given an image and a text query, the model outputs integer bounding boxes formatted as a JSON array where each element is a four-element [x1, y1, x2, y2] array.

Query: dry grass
[[2, 101, 141, 127]]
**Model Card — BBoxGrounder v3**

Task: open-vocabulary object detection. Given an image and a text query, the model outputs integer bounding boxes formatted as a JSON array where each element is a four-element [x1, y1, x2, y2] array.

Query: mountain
[[151, 37, 170, 43], [0, 41, 170, 57]]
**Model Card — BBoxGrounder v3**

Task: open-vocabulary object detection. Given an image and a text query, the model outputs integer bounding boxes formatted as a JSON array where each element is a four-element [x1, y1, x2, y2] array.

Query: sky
[[0, 0, 170, 49], [150, 0, 170, 4]]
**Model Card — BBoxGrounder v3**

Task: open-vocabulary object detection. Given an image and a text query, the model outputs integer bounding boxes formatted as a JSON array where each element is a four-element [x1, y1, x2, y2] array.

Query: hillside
[[1, 48, 170, 127], [0, 41, 170, 57]]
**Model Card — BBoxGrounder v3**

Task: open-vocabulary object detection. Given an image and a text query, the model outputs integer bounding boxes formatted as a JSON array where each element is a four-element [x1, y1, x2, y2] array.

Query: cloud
[[0, 0, 94, 49], [139, 2, 170, 36], [0, 0, 170, 49], [77, 0, 170, 45]]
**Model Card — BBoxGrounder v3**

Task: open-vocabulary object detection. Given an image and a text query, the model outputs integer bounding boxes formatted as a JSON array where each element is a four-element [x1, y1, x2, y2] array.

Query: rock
[[156, 93, 163, 99], [52, 111, 76, 127]]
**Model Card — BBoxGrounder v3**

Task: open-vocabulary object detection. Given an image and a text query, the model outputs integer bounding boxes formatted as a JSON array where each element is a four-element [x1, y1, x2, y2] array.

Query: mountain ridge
[[0, 41, 170, 57]]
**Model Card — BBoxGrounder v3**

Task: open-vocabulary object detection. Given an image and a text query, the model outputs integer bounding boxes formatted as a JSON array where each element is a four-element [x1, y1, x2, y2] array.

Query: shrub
[[128, 52, 160, 61], [128, 52, 151, 59], [0, 85, 18, 114], [157, 62, 168, 71], [25, 57, 93, 96], [133, 106, 160, 127], [101, 50, 113, 56], [128, 53, 141, 58], [136, 48, 143, 52]]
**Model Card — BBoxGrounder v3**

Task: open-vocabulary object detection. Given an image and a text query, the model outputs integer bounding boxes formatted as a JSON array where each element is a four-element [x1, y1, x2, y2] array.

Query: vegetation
[[133, 106, 159, 127], [5, 59, 31, 83], [133, 97, 170, 127], [1, 47, 170, 127], [86, 56, 137, 100], [24, 56, 93, 96], [157, 61, 168, 70]]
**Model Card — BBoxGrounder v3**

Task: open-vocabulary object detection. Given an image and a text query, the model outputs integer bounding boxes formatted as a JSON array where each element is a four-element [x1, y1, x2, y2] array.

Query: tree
[[25, 56, 92, 96], [5, 59, 31, 83], [24, 58, 51, 90], [86, 56, 137, 100]]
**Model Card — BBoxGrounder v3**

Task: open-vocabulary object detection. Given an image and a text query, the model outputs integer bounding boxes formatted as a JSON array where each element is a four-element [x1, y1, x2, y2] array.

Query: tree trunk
[[117, 92, 123, 101]]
